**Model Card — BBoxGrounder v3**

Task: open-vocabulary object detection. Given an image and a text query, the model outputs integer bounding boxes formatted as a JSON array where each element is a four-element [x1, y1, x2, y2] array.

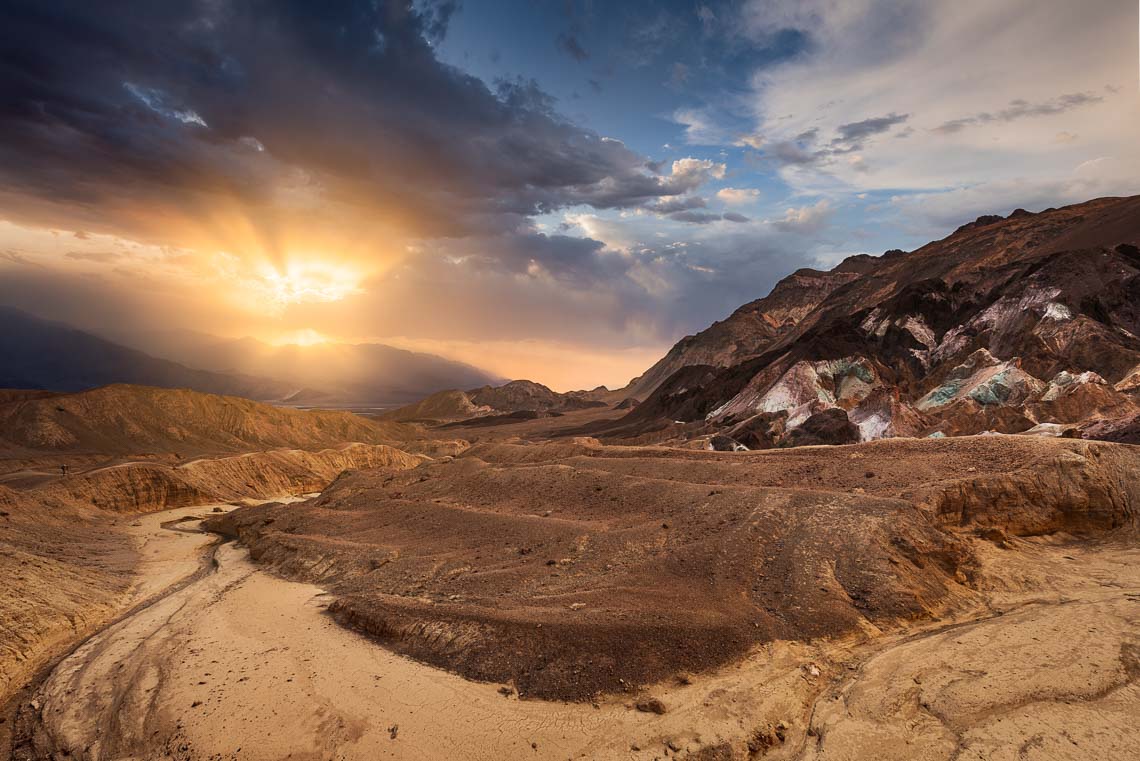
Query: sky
[[0, 0, 1137, 390]]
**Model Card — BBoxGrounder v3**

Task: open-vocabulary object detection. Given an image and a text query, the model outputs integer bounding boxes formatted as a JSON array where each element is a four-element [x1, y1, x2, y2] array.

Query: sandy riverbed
[[15, 505, 1139, 760]]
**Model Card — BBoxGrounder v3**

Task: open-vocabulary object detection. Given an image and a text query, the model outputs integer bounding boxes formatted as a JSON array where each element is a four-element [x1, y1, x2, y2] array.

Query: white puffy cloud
[[716, 187, 762, 204], [666, 157, 728, 191], [772, 199, 833, 233]]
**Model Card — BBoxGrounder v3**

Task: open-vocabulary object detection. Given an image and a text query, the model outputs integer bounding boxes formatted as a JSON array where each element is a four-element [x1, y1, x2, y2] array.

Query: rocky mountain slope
[[605, 195, 1140, 448], [624, 263, 875, 399], [0, 384, 415, 456]]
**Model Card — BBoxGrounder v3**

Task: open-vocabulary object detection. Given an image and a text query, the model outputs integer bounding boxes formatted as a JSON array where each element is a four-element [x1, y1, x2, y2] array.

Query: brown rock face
[[31, 443, 425, 513], [603, 195, 1140, 447], [783, 408, 860, 447], [624, 268, 862, 399]]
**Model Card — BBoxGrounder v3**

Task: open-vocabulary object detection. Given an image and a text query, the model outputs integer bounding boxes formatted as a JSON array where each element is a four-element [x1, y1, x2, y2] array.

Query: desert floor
[[12, 503, 1139, 761]]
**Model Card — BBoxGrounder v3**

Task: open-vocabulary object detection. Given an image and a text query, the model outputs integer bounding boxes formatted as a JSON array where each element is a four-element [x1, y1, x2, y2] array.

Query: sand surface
[[18, 508, 1140, 760]]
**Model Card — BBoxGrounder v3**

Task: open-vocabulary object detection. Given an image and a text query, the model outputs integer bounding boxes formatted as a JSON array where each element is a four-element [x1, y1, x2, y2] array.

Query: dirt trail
[[13, 512, 1140, 759]]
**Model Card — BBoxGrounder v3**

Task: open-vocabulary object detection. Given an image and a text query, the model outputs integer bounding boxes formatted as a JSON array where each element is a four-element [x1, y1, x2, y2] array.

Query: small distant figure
[[60, 463, 70, 478]]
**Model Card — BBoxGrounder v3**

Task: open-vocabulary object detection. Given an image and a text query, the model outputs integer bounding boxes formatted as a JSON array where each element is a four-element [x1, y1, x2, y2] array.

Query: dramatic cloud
[[755, 113, 908, 169], [648, 196, 708, 214], [740, 0, 1138, 209], [0, 0, 768, 388], [668, 211, 724, 225], [3, 0, 1135, 390], [0, 0, 712, 250], [664, 158, 728, 190], [832, 113, 909, 150]]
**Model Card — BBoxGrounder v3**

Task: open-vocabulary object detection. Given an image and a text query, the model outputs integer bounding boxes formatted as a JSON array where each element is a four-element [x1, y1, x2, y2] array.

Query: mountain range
[[0, 308, 501, 406]]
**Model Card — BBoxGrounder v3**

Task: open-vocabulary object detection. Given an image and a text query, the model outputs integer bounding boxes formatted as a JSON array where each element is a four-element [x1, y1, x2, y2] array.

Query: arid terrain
[[3, 385, 1139, 759], [4, 197, 1140, 759], [4, 0, 1140, 755]]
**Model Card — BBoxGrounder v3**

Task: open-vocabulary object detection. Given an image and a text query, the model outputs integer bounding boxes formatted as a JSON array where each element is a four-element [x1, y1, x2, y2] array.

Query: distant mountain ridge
[[0, 307, 293, 401], [602, 195, 1140, 447], [113, 329, 503, 405], [382, 379, 611, 423], [0, 308, 503, 405], [624, 264, 872, 399]]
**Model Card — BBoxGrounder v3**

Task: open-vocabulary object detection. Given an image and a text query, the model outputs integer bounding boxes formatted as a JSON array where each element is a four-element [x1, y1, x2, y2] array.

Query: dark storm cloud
[[932, 92, 1103, 134], [0, 0, 695, 243]]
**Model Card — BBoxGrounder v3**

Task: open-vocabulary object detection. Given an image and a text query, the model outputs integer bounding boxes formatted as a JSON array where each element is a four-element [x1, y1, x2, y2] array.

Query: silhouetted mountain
[[114, 329, 503, 405], [0, 308, 292, 400]]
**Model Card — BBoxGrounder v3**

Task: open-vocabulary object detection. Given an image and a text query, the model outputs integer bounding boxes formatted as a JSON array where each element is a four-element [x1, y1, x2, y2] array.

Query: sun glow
[[258, 260, 363, 306], [272, 328, 330, 346]]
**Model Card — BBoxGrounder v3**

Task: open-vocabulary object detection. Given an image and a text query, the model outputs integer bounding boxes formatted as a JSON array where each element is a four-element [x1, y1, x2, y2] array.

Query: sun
[[257, 260, 363, 307]]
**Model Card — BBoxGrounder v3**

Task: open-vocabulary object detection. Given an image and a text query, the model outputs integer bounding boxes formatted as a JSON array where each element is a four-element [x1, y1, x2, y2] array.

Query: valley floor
[[11, 506, 1140, 760]]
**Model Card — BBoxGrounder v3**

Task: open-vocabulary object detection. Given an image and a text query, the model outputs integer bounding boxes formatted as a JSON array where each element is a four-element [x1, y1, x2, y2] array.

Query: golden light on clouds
[[254, 260, 364, 309]]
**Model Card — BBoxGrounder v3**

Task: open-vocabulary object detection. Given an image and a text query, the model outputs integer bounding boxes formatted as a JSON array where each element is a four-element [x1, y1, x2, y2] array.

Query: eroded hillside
[[209, 435, 1140, 701]]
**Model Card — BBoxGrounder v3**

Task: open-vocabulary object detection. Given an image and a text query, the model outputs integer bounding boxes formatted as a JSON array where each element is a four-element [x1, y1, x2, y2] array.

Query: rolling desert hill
[[600, 195, 1140, 448], [0, 383, 417, 457], [0, 383, 429, 708], [0, 307, 294, 401]]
